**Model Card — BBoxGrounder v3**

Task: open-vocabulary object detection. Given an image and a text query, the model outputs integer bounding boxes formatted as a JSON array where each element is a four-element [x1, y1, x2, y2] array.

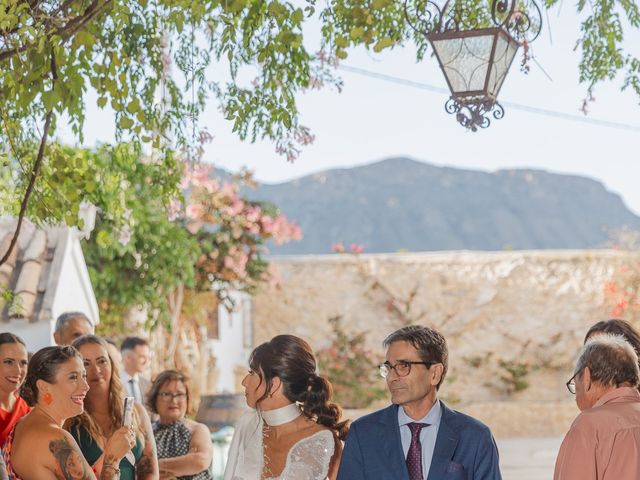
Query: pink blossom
[[223, 246, 249, 278], [220, 181, 239, 199], [226, 198, 245, 216], [332, 242, 345, 253], [202, 177, 220, 194], [190, 163, 212, 186], [268, 264, 283, 288], [261, 215, 274, 235], [186, 203, 205, 220], [167, 198, 182, 221], [269, 214, 303, 245], [245, 205, 262, 223], [350, 243, 364, 254]]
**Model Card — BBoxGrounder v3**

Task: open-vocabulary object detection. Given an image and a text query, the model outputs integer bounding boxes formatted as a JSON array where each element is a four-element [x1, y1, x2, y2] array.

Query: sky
[[62, 5, 640, 214]]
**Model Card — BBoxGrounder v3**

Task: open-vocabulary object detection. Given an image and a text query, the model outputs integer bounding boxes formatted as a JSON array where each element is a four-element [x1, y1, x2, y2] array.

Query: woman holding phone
[[67, 335, 159, 479]]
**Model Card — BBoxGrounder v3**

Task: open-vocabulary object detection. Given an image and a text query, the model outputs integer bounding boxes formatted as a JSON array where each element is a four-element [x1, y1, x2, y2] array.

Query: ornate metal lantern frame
[[405, 0, 543, 131]]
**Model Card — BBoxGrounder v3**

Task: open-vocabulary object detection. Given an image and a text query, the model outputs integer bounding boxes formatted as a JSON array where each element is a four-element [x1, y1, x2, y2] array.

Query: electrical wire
[[338, 64, 640, 133]]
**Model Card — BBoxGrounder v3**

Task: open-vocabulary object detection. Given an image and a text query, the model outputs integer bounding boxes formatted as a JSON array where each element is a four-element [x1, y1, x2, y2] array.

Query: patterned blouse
[[153, 420, 213, 480]]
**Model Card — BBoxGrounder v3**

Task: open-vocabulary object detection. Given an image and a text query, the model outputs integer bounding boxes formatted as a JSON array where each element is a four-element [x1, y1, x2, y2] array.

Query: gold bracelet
[[103, 463, 121, 475]]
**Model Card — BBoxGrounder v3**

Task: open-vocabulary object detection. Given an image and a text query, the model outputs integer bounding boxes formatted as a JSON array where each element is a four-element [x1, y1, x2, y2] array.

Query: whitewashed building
[[206, 290, 253, 394], [0, 216, 99, 350]]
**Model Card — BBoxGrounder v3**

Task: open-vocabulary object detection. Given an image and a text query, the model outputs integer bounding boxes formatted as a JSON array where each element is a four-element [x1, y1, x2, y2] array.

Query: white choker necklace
[[260, 403, 301, 426]]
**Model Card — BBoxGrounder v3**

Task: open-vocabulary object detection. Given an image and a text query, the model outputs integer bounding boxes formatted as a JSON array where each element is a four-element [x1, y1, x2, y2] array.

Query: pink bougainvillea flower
[[186, 203, 205, 220], [350, 243, 364, 254], [331, 242, 345, 253]]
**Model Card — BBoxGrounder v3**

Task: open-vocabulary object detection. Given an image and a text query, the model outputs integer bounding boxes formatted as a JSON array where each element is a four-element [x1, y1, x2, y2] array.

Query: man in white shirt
[[53, 311, 94, 346], [120, 336, 151, 405]]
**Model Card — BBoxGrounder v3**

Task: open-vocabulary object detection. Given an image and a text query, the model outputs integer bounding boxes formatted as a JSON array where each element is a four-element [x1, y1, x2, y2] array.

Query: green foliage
[[1, 0, 639, 267], [498, 359, 530, 394], [316, 316, 387, 409]]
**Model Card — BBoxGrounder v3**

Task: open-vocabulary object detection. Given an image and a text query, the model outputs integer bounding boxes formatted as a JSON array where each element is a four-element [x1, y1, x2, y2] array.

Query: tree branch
[[0, 0, 112, 63], [0, 52, 57, 267]]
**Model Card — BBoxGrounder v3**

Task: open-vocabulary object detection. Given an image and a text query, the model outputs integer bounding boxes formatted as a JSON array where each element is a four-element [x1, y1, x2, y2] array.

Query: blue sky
[[61, 7, 640, 214]]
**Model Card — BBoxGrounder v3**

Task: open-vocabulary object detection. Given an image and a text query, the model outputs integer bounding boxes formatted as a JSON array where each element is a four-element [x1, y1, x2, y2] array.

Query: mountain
[[247, 157, 640, 254]]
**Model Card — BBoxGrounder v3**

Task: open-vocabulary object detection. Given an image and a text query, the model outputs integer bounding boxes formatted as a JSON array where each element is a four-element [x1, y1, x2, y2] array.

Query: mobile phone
[[122, 396, 134, 427]]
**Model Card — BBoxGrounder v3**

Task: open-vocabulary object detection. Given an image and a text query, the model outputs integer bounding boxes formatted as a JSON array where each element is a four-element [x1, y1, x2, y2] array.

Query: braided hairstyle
[[249, 335, 349, 440], [21, 346, 81, 407]]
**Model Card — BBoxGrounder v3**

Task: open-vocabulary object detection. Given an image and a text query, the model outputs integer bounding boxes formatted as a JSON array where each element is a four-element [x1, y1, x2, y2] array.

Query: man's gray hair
[[575, 333, 640, 388], [54, 311, 92, 333]]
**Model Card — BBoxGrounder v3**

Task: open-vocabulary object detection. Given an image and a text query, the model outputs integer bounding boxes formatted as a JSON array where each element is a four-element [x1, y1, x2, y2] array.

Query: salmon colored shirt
[[554, 386, 640, 480]]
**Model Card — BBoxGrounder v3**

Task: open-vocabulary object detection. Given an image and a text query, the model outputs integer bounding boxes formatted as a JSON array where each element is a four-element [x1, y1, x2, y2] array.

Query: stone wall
[[252, 250, 639, 436]]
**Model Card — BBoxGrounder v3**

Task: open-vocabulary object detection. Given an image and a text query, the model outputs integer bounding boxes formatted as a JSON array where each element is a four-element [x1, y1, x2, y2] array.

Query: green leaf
[[350, 27, 365, 41], [373, 37, 395, 52], [335, 36, 349, 48], [118, 117, 134, 129], [291, 8, 304, 23], [126, 98, 140, 114]]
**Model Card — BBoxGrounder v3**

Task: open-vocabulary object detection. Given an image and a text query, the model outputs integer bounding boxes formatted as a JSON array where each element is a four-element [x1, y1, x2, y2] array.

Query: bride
[[224, 335, 348, 480]]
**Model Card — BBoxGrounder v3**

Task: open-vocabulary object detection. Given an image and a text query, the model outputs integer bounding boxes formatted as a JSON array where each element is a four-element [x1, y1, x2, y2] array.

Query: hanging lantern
[[405, 0, 542, 131]]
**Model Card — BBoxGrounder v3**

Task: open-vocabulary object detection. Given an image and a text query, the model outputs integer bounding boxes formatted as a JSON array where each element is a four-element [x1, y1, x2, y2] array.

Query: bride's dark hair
[[250, 334, 349, 440]]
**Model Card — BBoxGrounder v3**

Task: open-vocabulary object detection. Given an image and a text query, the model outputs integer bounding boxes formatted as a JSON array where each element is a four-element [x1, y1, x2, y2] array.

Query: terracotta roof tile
[[1, 221, 62, 323]]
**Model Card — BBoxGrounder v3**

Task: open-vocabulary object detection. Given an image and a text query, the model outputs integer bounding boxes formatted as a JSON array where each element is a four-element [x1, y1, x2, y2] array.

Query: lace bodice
[[265, 430, 334, 480], [224, 412, 335, 480]]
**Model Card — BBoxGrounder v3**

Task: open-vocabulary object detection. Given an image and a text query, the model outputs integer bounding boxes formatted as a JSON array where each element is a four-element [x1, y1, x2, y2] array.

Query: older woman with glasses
[[147, 370, 213, 480]]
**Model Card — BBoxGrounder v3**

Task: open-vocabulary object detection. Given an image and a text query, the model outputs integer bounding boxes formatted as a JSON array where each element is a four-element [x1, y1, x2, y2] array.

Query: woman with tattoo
[[3, 345, 133, 479], [67, 335, 159, 480], [0, 333, 30, 448], [147, 370, 213, 480]]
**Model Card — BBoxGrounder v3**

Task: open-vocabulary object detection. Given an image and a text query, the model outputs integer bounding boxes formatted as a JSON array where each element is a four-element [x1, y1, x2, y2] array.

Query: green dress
[[70, 424, 144, 480]]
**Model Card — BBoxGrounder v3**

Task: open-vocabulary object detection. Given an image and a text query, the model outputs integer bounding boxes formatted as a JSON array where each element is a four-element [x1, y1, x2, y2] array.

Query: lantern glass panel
[[430, 33, 495, 95], [487, 31, 519, 97]]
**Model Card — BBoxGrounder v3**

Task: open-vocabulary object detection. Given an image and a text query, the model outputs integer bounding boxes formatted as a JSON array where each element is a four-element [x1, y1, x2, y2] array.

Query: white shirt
[[120, 370, 143, 404], [398, 399, 442, 478]]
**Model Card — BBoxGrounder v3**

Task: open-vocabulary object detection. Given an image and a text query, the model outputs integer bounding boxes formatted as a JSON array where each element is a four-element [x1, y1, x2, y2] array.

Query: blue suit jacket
[[337, 401, 502, 480]]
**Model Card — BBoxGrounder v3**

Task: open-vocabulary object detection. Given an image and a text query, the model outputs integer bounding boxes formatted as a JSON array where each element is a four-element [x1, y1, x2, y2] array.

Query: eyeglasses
[[566, 370, 582, 395], [378, 361, 434, 379], [158, 392, 187, 401]]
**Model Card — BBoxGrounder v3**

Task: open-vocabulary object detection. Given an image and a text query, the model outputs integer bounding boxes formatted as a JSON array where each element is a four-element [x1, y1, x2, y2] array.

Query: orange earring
[[43, 392, 53, 405]]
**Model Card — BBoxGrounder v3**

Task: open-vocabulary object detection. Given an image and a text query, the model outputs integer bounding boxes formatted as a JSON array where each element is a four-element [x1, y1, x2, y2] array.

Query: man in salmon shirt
[[555, 333, 640, 479]]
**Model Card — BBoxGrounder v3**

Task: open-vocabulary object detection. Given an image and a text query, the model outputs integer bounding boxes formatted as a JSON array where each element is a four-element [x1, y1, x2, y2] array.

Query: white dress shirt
[[120, 370, 143, 404], [398, 399, 442, 478]]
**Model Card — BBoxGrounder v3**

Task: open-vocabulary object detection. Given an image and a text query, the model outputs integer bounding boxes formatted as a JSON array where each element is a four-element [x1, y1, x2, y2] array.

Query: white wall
[[3, 232, 100, 352], [3, 320, 54, 353], [207, 291, 252, 393], [50, 233, 100, 327]]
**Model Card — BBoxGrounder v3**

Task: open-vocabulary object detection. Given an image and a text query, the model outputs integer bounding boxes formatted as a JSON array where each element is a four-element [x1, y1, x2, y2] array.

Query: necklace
[[260, 403, 301, 426]]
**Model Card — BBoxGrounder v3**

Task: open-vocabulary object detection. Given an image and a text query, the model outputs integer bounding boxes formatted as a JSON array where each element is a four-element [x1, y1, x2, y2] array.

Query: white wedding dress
[[223, 404, 335, 480]]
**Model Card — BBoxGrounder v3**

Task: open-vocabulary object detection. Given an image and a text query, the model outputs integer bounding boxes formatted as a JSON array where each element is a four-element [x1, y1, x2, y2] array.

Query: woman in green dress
[[67, 335, 159, 479]]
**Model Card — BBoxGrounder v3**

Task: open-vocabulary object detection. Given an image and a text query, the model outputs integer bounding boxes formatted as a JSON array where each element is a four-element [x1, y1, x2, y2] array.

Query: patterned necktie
[[406, 422, 428, 480]]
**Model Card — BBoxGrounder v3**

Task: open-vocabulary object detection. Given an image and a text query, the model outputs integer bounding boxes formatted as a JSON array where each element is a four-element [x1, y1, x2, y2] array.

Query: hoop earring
[[43, 392, 53, 405]]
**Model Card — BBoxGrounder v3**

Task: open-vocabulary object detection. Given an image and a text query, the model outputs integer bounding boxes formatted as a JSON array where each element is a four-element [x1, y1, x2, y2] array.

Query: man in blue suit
[[337, 325, 502, 480]]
